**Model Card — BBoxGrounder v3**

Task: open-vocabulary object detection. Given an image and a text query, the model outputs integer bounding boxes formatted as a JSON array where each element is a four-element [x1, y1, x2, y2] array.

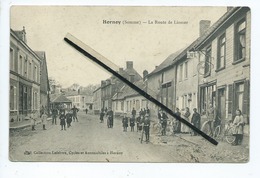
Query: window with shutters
[[235, 83, 244, 112], [10, 48, 14, 71], [234, 81, 249, 115], [19, 55, 23, 75], [234, 18, 246, 63], [10, 86, 17, 111], [24, 58, 28, 77], [217, 34, 226, 70], [19, 85, 23, 113]]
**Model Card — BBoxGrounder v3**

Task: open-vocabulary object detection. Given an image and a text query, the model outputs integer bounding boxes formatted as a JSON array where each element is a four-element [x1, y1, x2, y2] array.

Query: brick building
[[100, 61, 142, 110], [10, 27, 42, 122]]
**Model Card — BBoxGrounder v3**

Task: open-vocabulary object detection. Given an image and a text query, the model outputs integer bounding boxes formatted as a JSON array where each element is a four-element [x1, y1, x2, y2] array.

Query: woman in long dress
[[232, 109, 245, 145], [181, 107, 191, 133]]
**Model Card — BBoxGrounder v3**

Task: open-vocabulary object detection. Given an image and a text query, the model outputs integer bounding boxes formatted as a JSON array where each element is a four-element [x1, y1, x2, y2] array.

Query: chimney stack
[[119, 68, 124, 74], [16, 26, 27, 43], [126, 61, 133, 69], [199, 20, 211, 37], [143, 70, 148, 81]]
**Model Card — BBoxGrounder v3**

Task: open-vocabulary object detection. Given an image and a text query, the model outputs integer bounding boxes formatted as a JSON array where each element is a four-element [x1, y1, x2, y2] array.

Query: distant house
[[35, 51, 50, 114], [93, 86, 101, 114], [112, 79, 148, 116], [50, 94, 72, 110], [66, 93, 93, 111], [10, 27, 42, 123], [101, 61, 142, 110]]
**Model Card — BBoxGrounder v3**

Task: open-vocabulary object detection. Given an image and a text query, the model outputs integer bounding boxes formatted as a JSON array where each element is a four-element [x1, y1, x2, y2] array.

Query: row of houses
[[10, 27, 50, 123], [147, 7, 250, 128], [93, 7, 250, 131]]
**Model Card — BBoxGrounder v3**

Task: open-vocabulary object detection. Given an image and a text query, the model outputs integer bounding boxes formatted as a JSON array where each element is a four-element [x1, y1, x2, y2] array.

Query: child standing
[[60, 111, 66, 131], [232, 109, 245, 145], [41, 111, 47, 130], [31, 113, 36, 131]]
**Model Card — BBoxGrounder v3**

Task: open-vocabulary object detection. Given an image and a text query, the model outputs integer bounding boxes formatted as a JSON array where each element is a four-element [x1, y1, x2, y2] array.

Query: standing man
[[191, 108, 201, 136], [132, 108, 136, 118], [207, 104, 216, 136], [130, 115, 135, 132], [146, 107, 150, 116], [174, 108, 181, 133], [85, 108, 88, 115], [51, 107, 58, 125], [100, 108, 105, 123], [143, 113, 150, 143], [136, 114, 141, 132], [71, 105, 79, 122], [66, 110, 73, 128], [106, 107, 114, 128], [161, 111, 168, 136], [122, 113, 128, 132]]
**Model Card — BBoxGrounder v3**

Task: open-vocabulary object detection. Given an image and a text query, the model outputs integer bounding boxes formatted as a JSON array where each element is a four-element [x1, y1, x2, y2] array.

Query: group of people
[[168, 105, 245, 145], [98, 104, 245, 146], [170, 107, 201, 136], [122, 107, 151, 142], [56, 106, 80, 131], [99, 107, 114, 128], [31, 105, 80, 131]]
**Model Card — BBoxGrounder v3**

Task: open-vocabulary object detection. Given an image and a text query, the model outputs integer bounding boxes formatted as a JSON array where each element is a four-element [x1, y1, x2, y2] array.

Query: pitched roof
[[194, 7, 247, 49], [148, 48, 185, 77], [147, 7, 243, 77], [112, 79, 156, 100], [51, 95, 72, 103]]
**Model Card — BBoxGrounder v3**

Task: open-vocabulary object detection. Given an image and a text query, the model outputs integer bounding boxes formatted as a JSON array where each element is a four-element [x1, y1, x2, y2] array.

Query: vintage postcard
[[9, 6, 250, 162]]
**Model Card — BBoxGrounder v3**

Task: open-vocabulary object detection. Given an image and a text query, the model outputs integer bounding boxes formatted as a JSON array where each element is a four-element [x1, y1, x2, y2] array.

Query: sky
[[10, 6, 227, 87]]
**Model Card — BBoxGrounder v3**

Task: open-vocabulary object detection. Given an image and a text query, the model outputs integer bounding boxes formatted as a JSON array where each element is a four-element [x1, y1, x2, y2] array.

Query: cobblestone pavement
[[9, 112, 249, 162]]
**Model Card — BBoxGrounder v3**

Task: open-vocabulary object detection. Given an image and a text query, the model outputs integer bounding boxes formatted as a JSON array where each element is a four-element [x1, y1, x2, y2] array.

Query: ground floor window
[[136, 100, 140, 110], [235, 82, 244, 112], [10, 85, 17, 110], [121, 101, 124, 111], [199, 83, 216, 113]]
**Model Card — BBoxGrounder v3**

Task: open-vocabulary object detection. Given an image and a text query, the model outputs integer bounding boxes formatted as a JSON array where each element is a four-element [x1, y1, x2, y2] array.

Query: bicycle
[[206, 118, 235, 144], [201, 118, 215, 137]]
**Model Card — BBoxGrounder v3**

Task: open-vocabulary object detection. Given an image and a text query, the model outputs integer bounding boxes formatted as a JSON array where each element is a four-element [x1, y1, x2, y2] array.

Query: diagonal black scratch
[[64, 35, 218, 146]]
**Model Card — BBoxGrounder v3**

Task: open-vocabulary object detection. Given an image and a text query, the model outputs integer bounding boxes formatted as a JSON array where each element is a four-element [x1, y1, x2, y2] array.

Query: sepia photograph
[[9, 6, 250, 163]]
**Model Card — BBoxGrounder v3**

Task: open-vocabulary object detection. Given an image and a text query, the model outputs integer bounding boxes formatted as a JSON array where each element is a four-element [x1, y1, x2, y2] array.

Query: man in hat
[[132, 108, 136, 118], [51, 107, 58, 125], [71, 105, 79, 122], [122, 113, 128, 132], [161, 111, 168, 136], [106, 107, 114, 128], [191, 108, 201, 136], [143, 113, 151, 143]]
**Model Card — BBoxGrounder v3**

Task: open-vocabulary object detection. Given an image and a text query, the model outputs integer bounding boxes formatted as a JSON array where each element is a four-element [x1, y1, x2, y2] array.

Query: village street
[[9, 111, 249, 163]]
